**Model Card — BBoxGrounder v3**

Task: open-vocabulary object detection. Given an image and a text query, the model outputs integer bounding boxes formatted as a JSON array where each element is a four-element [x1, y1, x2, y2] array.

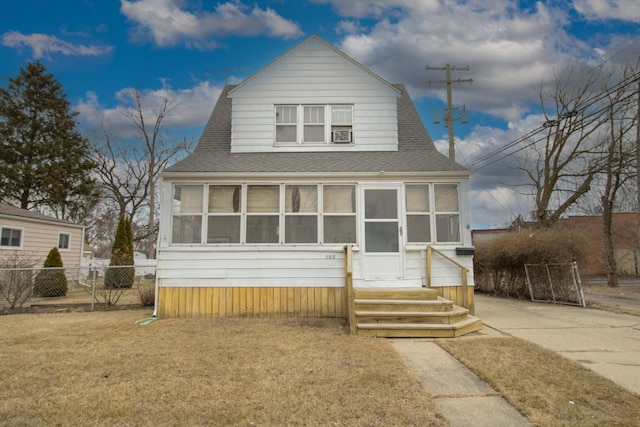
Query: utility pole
[[426, 64, 472, 161]]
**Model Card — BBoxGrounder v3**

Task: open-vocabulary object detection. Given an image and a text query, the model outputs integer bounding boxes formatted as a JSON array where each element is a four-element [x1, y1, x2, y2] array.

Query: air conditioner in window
[[332, 129, 352, 143]]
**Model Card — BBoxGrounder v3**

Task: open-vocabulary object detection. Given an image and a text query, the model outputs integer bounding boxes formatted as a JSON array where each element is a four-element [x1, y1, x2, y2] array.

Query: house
[[155, 36, 480, 336], [0, 203, 86, 267]]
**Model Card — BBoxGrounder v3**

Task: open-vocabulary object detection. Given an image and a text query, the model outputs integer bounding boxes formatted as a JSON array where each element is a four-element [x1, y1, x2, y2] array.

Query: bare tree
[[91, 122, 149, 220], [90, 89, 192, 258], [519, 64, 612, 228], [597, 63, 638, 287], [121, 89, 193, 258]]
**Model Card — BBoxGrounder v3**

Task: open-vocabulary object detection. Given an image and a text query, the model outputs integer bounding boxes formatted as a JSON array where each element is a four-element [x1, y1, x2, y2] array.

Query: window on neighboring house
[[0, 227, 22, 248], [246, 185, 280, 243], [406, 185, 431, 243], [207, 185, 241, 243], [284, 185, 318, 243], [323, 185, 356, 243], [275, 104, 354, 144], [275, 105, 297, 143], [434, 184, 460, 243], [58, 233, 70, 250], [172, 184, 204, 244]]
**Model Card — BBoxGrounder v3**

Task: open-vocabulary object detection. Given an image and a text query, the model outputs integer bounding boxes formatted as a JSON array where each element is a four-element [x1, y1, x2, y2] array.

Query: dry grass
[[26, 281, 155, 307], [0, 311, 446, 426], [439, 337, 640, 426]]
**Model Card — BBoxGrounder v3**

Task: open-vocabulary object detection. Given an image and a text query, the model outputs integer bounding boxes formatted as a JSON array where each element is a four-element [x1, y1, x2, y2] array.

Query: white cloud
[[312, 0, 440, 18], [76, 80, 222, 138], [440, 113, 550, 228], [120, 0, 303, 49], [334, 1, 580, 123], [1, 31, 113, 60], [572, 0, 640, 21]]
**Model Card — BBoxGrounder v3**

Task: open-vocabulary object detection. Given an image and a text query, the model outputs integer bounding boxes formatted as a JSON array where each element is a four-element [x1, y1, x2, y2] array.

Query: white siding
[[229, 37, 400, 153], [157, 247, 346, 288]]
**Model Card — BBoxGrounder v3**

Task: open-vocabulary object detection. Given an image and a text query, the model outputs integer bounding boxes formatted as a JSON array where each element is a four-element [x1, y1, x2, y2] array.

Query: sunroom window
[[434, 184, 460, 243], [323, 185, 356, 243], [207, 185, 241, 243], [284, 185, 318, 243], [246, 185, 280, 243], [406, 184, 431, 242], [172, 184, 203, 244]]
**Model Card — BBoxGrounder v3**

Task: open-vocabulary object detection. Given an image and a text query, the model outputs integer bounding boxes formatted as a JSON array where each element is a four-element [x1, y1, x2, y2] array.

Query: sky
[[2, 0, 640, 229]]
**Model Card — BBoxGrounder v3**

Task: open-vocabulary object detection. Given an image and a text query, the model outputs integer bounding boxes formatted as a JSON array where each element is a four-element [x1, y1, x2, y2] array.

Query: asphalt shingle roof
[[164, 84, 469, 175], [0, 203, 82, 227]]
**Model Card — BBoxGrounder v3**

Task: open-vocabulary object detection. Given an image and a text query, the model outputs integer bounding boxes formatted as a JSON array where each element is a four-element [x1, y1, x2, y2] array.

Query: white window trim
[[404, 183, 462, 245], [274, 104, 354, 145], [0, 226, 24, 250], [58, 232, 71, 251]]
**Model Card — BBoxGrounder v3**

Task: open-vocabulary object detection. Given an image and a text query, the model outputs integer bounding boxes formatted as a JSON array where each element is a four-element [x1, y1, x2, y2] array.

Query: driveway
[[475, 293, 640, 395]]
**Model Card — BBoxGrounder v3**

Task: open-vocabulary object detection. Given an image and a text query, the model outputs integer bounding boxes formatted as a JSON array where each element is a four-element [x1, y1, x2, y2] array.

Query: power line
[[469, 67, 640, 172]]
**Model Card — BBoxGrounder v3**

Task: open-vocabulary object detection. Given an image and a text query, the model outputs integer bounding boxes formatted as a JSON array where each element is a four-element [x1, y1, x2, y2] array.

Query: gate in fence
[[524, 261, 586, 307], [0, 264, 156, 310]]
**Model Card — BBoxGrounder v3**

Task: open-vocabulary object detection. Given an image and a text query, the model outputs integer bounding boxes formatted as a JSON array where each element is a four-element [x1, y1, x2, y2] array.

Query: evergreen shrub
[[33, 247, 68, 297], [105, 216, 135, 289]]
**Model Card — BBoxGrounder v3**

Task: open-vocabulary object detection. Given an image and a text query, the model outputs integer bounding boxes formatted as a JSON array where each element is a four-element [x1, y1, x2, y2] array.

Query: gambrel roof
[[164, 84, 469, 176]]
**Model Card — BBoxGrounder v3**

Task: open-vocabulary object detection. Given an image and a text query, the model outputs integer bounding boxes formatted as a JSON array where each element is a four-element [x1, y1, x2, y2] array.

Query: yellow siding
[[157, 286, 348, 319], [434, 286, 476, 315]]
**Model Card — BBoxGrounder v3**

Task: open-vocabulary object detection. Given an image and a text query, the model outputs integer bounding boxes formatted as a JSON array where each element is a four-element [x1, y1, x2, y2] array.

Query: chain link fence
[[0, 264, 156, 311], [525, 261, 586, 307]]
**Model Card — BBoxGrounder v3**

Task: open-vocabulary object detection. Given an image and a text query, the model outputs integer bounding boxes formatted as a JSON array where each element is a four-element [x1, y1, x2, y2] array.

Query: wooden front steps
[[353, 287, 482, 338]]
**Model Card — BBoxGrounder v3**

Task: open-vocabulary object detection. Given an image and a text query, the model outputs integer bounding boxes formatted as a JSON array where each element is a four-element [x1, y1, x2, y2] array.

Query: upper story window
[[275, 104, 353, 145], [0, 226, 22, 249], [275, 106, 297, 143]]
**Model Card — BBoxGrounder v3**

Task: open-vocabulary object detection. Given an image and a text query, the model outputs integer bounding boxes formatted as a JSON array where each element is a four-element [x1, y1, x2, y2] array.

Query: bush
[[137, 284, 155, 307], [104, 266, 135, 290], [33, 247, 67, 297], [474, 229, 587, 299], [105, 216, 134, 289]]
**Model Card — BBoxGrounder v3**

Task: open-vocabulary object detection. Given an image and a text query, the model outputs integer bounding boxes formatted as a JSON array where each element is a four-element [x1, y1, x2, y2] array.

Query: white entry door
[[361, 186, 403, 280]]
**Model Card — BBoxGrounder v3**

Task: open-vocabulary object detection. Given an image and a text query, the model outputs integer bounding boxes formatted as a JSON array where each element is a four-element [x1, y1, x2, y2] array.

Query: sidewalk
[[392, 336, 532, 426], [390, 291, 640, 426]]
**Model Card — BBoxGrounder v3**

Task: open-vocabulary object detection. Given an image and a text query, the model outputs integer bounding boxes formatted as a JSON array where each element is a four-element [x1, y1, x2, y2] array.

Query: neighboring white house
[[155, 35, 475, 320], [0, 203, 85, 267]]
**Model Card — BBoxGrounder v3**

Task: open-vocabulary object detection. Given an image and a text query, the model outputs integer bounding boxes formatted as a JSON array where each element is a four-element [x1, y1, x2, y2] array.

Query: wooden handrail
[[344, 245, 356, 334], [426, 246, 469, 308]]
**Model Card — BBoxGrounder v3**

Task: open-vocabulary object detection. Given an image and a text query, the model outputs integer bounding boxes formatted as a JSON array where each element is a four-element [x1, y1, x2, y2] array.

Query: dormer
[[227, 35, 402, 153]]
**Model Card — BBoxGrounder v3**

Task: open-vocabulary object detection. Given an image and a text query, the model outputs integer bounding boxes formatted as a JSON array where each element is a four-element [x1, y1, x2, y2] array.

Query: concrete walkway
[[390, 290, 640, 426], [391, 338, 532, 426], [475, 293, 640, 395]]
